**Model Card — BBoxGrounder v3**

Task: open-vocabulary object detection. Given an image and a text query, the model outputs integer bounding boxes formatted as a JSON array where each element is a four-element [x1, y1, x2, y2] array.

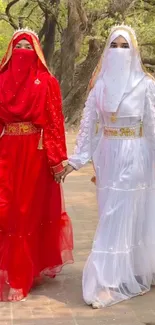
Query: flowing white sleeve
[[69, 87, 101, 170], [143, 78, 155, 149]]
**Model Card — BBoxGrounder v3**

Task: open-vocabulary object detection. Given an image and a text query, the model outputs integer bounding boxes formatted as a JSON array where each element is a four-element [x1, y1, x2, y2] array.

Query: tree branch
[[19, 1, 29, 16], [37, 0, 46, 13], [5, 0, 20, 29], [25, 17, 40, 28], [0, 13, 9, 24], [143, 0, 155, 5], [108, 0, 135, 15], [18, 1, 29, 28], [88, 10, 109, 24], [26, 4, 39, 19], [75, 0, 88, 30], [143, 57, 155, 65], [38, 18, 47, 40], [140, 42, 155, 46]]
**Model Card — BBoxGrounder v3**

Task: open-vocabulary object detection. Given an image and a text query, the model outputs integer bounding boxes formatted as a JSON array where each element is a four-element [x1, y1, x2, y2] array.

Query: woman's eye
[[122, 44, 129, 48]]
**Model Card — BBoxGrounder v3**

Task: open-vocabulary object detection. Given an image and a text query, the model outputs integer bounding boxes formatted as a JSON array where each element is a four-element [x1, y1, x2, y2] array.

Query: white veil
[[89, 26, 146, 113]]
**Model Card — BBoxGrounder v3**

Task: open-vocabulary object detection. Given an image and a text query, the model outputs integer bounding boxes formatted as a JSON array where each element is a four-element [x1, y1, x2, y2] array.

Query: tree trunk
[[63, 39, 103, 126], [60, 0, 85, 99], [43, 15, 57, 69], [41, 0, 60, 69]]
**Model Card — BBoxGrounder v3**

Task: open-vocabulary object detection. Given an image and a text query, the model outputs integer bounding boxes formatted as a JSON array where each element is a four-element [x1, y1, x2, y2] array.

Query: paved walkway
[[1, 132, 155, 325]]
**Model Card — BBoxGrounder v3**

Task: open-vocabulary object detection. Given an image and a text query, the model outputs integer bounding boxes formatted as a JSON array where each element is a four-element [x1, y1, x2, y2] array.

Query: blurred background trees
[[0, 0, 155, 125]]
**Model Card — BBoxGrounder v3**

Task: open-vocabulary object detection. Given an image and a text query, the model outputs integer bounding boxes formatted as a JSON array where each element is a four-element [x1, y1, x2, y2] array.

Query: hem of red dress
[[0, 212, 73, 301], [41, 257, 74, 278], [0, 252, 74, 301]]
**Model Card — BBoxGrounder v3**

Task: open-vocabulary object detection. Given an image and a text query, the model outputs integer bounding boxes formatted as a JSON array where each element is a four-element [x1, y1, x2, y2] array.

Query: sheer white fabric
[[69, 76, 155, 307], [144, 79, 155, 149], [69, 87, 102, 170]]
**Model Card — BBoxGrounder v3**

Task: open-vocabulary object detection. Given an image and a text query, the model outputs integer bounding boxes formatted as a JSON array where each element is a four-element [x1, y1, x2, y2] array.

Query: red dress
[[0, 31, 73, 301]]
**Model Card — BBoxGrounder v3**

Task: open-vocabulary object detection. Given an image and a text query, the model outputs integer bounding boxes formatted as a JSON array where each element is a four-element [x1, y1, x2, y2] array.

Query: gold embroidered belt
[[103, 124, 143, 139], [4, 122, 40, 135]]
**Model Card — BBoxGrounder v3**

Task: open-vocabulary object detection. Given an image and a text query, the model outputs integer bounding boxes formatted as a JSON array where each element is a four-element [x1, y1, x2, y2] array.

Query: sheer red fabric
[[0, 32, 73, 301]]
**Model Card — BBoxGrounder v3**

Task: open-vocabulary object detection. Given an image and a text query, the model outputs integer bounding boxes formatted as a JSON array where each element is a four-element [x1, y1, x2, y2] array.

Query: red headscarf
[[0, 31, 51, 126]]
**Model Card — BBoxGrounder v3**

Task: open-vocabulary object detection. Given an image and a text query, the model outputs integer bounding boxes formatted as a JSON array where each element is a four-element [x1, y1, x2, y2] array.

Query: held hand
[[54, 170, 65, 184], [62, 164, 74, 182]]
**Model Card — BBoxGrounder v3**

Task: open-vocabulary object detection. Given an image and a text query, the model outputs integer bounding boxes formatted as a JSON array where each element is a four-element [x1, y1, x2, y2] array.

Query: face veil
[[0, 32, 50, 124], [87, 27, 146, 113]]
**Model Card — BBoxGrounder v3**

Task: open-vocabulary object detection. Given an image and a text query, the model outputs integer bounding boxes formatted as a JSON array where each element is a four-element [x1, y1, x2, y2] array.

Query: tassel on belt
[[103, 123, 143, 139], [4, 122, 43, 149]]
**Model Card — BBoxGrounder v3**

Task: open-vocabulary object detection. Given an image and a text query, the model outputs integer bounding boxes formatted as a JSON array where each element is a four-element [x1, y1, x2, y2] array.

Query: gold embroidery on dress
[[111, 113, 117, 123], [104, 124, 142, 138], [5, 122, 40, 135]]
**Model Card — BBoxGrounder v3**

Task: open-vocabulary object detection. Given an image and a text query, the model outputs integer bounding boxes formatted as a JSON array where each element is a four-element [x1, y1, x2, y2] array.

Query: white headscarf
[[95, 28, 146, 113]]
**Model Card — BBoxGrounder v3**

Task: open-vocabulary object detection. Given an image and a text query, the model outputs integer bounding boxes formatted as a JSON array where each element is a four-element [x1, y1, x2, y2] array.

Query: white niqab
[[95, 30, 146, 113]]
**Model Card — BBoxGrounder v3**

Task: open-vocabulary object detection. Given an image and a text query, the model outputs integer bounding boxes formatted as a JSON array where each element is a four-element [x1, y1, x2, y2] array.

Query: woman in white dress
[[63, 24, 155, 308]]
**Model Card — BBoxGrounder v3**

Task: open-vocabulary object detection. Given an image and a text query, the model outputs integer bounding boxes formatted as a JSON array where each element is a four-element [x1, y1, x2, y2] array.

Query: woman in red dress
[[0, 29, 73, 302]]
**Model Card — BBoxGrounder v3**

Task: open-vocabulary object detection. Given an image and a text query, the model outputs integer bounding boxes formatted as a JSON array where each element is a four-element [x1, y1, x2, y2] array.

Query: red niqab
[[0, 33, 49, 125]]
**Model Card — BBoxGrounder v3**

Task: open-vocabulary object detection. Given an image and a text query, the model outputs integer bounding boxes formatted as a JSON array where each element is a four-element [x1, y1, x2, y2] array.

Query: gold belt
[[4, 122, 40, 135], [103, 124, 143, 139]]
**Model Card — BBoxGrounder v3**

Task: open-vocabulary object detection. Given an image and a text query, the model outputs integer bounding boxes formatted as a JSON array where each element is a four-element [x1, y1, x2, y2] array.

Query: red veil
[[0, 30, 73, 301], [0, 30, 67, 172]]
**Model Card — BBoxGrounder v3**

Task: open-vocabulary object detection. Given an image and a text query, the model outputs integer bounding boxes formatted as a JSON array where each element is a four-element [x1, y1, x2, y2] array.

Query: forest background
[[0, 0, 155, 125]]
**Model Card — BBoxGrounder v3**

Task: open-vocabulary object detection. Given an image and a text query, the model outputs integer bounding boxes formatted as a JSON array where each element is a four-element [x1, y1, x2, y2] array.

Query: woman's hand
[[62, 164, 74, 182], [54, 170, 65, 183]]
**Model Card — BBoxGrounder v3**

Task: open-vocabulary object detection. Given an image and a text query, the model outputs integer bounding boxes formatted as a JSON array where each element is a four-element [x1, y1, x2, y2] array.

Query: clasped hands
[[54, 164, 74, 183]]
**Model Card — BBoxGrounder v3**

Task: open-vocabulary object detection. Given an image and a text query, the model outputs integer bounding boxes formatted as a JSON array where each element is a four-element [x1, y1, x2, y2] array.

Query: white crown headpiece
[[13, 27, 39, 39], [110, 23, 137, 40]]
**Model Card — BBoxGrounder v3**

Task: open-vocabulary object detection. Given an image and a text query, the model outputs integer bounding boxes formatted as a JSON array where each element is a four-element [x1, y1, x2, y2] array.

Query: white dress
[[69, 75, 155, 307]]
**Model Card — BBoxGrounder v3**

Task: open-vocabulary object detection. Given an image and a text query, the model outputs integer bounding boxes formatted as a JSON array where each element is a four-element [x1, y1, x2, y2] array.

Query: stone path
[[1, 132, 155, 325]]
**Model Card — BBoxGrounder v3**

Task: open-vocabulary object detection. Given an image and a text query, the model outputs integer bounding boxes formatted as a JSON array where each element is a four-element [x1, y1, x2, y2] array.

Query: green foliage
[[0, 0, 155, 65], [0, 0, 4, 12]]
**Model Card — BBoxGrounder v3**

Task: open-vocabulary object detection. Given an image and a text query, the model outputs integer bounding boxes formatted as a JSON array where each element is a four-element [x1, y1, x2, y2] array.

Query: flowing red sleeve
[[44, 75, 68, 174]]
